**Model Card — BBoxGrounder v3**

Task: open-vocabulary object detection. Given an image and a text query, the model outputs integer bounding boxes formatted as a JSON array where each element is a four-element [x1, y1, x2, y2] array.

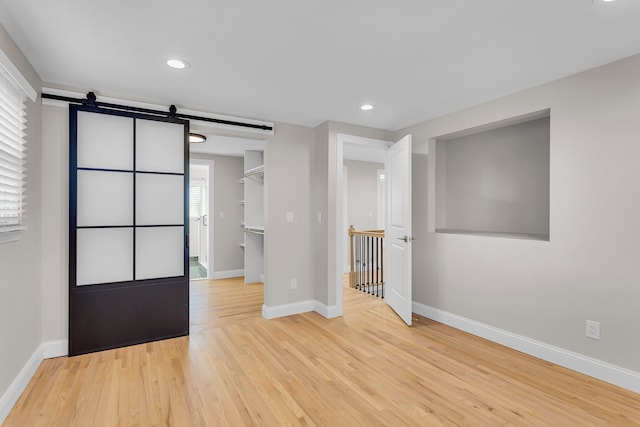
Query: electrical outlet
[[586, 320, 600, 340], [290, 277, 298, 290]]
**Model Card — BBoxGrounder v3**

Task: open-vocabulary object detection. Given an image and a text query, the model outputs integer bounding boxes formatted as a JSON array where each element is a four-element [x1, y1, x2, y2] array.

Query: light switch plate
[[287, 211, 294, 223]]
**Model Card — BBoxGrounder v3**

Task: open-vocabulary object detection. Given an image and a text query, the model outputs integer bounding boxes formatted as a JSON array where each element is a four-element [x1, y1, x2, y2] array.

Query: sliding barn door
[[69, 105, 189, 356]]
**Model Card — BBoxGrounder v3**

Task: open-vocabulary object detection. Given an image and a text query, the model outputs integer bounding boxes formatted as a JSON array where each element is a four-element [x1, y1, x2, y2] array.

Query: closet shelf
[[245, 226, 264, 235], [244, 165, 264, 178]]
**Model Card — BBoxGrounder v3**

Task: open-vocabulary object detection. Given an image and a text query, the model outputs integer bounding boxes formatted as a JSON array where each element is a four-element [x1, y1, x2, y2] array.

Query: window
[[0, 52, 32, 244]]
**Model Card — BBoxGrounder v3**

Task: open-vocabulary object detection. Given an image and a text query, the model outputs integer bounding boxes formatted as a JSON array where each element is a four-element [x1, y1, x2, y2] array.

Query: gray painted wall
[[264, 122, 314, 306], [190, 153, 244, 273], [41, 106, 68, 343], [312, 122, 329, 304], [399, 53, 640, 372], [344, 160, 383, 231], [436, 117, 550, 236], [0, 24, 43, 402], [412, 153, 429, 305]]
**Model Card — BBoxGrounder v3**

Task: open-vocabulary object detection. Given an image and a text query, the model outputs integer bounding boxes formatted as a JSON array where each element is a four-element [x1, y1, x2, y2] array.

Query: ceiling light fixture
[[360, 104, 373, 111], [167, 58, 190, 69], [189, 133, 207, 143]]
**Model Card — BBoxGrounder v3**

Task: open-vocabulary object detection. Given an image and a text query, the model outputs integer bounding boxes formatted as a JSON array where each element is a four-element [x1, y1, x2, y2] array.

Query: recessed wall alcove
[[434, 109, 550, 241]]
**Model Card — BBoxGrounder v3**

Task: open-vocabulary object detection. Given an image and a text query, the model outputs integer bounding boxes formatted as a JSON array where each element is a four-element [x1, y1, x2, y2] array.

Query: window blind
[[0, 66, 27, 234]]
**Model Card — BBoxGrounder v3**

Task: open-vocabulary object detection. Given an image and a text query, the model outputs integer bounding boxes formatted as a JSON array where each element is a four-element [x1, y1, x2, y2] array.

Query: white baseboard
[[0, 338, 69, 425], [262, 300, 315, 319], [210, 269, 244, 280], [0, 344, 43, 425], [42, 339, 68, 359], [314, 301, 341, 319], [262, 300, 342, 320], [412, 301, 640, 394]]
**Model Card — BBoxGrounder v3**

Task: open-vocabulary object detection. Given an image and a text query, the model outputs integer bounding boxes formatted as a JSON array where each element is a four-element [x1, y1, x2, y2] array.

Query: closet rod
[[41, 92, 274, 132]]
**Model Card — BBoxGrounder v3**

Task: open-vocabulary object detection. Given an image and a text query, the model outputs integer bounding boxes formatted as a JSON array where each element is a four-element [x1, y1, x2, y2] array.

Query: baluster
[[359, 235, 363, 292], [356, 235, 361, 290], [375, 236, 379, 297], [373, 236, 377, 297], [349, 229, 386, 299], [365, 236, 369, 294], [381, 235, 384, 299], [369, 236, 375, 295], [364, 235, 368, 294]]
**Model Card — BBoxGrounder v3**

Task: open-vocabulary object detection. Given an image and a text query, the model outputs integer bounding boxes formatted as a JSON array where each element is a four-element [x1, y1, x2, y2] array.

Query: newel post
[[349, 225, 355, 288]]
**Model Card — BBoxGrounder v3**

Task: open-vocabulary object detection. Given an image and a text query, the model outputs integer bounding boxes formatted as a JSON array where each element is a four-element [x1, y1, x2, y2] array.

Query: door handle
[[202, 214, 208, 226], [397, 235, 415, 243]]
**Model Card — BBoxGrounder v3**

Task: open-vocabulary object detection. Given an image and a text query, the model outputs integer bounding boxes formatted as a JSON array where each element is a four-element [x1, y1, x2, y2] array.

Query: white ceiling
[[1, 1, 640, 131]]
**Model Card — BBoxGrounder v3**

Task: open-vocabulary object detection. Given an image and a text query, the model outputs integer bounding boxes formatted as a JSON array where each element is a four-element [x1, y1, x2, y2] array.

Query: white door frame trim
[[190, 158, 214, 279]]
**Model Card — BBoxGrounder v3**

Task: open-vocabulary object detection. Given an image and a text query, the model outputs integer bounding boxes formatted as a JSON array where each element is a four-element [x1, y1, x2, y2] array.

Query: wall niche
[[434, 109, 550, 241]]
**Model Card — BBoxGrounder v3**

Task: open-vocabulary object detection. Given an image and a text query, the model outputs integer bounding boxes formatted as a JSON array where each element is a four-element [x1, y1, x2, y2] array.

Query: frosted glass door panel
[[136, 174, 184, 225], [77, 112, 133, 170], [77, 170, 133, 227], [136, 120, 184, 173], [135, 227, 184, 280], [76, 228, 134, 286]]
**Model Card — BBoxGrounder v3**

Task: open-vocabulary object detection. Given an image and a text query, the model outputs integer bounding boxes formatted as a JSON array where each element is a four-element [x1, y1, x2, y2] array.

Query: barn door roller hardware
[[41, 91, 273, 132]]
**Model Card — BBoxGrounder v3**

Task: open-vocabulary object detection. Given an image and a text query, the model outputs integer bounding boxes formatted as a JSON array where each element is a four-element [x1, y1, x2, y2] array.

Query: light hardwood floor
[[4, 277, 640, 426]]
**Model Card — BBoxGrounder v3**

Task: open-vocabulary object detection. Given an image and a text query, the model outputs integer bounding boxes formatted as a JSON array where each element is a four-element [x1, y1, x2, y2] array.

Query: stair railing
[[348, 225, 384, 298]]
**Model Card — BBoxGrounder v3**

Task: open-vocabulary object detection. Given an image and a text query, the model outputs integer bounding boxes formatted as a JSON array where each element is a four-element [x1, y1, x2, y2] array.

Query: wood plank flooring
[[4, 277, 640, 426]]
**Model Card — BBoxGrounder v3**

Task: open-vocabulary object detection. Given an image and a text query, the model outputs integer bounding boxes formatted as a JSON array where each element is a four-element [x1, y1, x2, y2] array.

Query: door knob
[[397, 235, 415, 243]]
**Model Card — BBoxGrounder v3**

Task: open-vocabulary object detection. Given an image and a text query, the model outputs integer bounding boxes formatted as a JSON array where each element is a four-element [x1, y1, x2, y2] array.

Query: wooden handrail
[[348, 227, 384, 238]]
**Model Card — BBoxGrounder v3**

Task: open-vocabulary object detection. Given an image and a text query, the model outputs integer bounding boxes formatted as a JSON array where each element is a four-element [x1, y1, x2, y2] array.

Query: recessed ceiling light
[[167, 59, 190, 69], [360, 104, 373, 111], [189, 133, 207, 143]]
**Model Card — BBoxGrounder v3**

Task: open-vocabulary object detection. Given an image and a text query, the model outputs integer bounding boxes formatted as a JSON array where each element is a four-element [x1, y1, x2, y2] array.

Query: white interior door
[[385, 134, 412, 325], [200, 185, 209, 269], [189, 184, 201, 259]]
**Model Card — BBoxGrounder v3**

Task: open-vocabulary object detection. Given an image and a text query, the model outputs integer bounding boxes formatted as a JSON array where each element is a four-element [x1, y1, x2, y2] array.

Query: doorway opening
[[335, 133, 413, 324], [342, 152, 387, 275], [337, 135, 392, 312], [189, 133, 265, 282], [189, 163, 210, 280]]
